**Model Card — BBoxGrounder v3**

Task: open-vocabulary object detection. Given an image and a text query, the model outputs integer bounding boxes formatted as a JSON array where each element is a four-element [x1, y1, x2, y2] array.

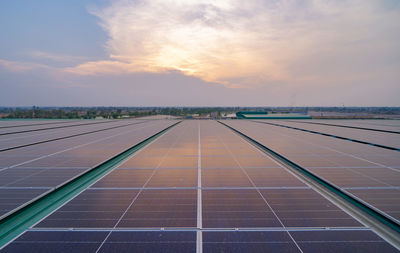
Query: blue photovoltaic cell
[[1, 231, 196, 253]]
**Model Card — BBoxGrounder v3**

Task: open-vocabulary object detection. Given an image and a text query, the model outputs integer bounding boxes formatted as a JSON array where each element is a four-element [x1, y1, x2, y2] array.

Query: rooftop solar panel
[[305, 120, 400, 131], [0, 120, 116, 136], [3, 120, 397, 252], [271, 120, 400, 149], [203, 229, 400, 253], [223, 120, 400, 225], [1, 231, 197, 253], [0, 120, 176, 217], [0, 189, 49, 217], [0, 120, 146, 150], [0, 120, 83, 132]]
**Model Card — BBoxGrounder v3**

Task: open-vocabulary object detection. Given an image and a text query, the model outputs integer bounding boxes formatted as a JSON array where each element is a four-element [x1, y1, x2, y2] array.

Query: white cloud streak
[[29, 51, 87, 63], [0, 59, 51, 72]]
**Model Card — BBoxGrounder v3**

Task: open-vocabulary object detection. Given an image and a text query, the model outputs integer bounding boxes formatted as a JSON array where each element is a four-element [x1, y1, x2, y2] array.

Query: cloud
[[71, 0, 297, 87], [29, 51, 87, 63], [1, 0, 399, 105], [62, 0, 400, 89], [0, 59, 50, 72], [2, 66, 399, 107], [64, 60, 172, 76]]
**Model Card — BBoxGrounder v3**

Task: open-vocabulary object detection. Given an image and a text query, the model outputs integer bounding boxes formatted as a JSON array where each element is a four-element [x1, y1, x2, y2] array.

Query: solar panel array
[[225, 120, 400, 224], [0, 120, 175, 217], [0, 119, 399, 252], [272, 120, 400, 148], [295, 119, 400, 132]]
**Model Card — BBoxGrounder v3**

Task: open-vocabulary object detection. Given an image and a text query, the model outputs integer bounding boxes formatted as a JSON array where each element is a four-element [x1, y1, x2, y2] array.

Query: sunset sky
[[1, 0, 399, 106]]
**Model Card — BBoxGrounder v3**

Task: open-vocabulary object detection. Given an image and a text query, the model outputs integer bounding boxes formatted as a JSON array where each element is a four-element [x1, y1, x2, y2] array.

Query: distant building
[[236, 111, 311, 119], [210, 112, 219, 118], [222, 113, 237, 119]]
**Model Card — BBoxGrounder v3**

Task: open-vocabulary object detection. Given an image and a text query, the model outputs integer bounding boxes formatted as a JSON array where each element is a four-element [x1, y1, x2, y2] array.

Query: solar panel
[[0, 189, 49, 217], [0, 120, 83, 134], [304, 119, 400, 132], [2, 230, 197, 253], [3, 120, 398, 252], [271, 120, 400, 148], [0, 120, 399, 252], [0, 120, 176, 217], [223, 120, 400, 225], [0, 120, 144, 150]]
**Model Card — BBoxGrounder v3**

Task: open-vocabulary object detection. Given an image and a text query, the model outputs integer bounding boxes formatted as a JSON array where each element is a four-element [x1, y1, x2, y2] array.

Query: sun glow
[[63, 0, 400, 90], [63, 0, 295, 87]]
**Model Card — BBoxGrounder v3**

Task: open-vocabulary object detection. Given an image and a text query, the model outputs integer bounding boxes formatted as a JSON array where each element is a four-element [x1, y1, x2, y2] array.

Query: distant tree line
[[0, 107, 241, 119], [0, 106, 399, 119]]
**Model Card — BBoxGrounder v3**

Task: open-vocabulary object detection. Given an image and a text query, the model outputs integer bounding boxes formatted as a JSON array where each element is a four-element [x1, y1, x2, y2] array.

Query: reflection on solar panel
[[0, 119, 399, 252]]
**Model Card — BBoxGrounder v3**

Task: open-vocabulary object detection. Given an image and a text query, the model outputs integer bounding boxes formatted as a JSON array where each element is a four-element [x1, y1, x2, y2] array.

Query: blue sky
[[1, 0, 399, 106], [0, 0, 106, 65]]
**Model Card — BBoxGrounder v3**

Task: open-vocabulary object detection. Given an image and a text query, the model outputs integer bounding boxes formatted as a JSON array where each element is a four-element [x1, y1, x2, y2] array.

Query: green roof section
[[236, 111, 311, 119]]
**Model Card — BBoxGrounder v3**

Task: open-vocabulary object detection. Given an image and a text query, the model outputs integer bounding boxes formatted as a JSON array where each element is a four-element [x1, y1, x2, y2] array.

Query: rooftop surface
[[0, 119, 399, 252]]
